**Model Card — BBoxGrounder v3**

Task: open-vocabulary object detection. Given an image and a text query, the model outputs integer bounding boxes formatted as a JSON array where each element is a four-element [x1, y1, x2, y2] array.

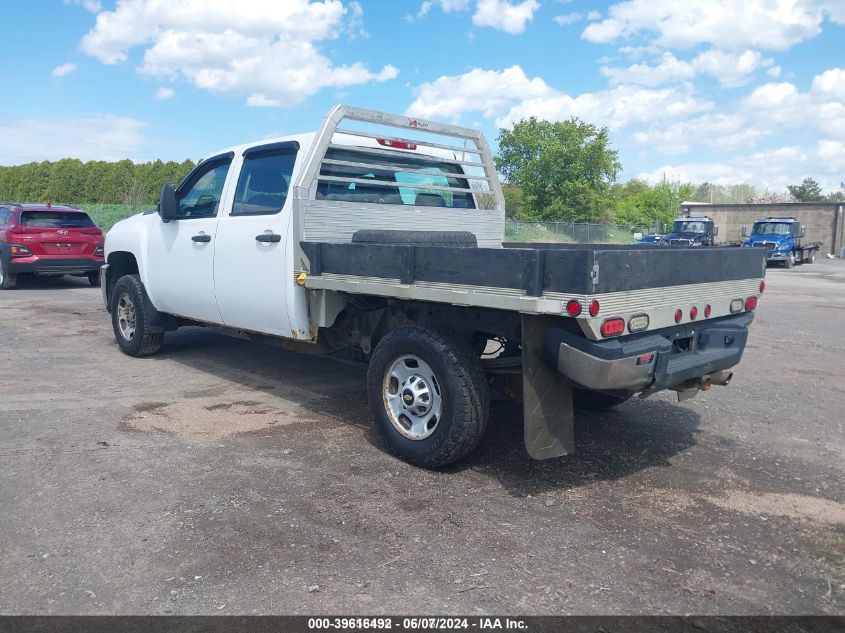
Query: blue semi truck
[[742, 217, 822, 268]]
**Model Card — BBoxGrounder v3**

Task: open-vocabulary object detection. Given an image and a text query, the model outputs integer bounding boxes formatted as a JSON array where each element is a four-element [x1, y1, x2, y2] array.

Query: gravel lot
[[1, 260, 843, 615]]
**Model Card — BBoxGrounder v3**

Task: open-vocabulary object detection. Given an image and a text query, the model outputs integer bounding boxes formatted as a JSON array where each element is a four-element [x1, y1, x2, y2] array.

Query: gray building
[[679, 202, 845, 256]]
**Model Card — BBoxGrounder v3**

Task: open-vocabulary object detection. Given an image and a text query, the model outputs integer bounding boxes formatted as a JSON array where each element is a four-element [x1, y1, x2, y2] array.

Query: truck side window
[[0, 208, 9, 225], [176, 159, 231, 219], [232, 149, 298, 216]]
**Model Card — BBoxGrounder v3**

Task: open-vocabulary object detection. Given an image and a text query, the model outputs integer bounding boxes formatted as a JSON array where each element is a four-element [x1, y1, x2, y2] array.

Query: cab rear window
[[316, 148, 476, 209], [20, 211, 96, 228]]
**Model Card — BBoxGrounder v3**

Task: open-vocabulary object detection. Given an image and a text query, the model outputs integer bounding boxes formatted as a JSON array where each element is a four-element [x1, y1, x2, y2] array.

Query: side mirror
[[741, 226, 747, 237], [713, 225, 719, 236], [800, 226, 806, 238], [158, 182, 179, 222]]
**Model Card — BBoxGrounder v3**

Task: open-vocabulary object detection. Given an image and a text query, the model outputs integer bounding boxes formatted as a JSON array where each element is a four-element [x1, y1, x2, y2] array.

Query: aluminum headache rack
[[291, 105, 507, 251]]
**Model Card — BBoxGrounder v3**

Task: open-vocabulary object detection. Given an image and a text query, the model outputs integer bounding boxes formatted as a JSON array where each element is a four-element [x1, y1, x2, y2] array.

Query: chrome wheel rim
[[383, 354, 443, 440], [116, 292, 137, 341]]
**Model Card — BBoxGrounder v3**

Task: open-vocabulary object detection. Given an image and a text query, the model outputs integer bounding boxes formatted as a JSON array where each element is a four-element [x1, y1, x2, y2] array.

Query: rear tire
[[111, 274, 163, 357], [87, 271, 101, 287], [367, 326, 489, 468], [573, 389, 631, 412], [0, 258, 17, 290], [805, 251, 815, 264]]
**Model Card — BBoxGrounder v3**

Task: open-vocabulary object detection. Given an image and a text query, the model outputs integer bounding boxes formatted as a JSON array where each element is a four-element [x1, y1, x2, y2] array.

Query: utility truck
[[101, 106, 767, 467], [742, 217, 821, 267], [666, 216, 719, 247]]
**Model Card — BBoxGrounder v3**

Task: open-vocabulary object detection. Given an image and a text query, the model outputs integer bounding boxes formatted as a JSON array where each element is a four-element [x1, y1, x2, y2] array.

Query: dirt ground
[[0, 260, 843, 615]]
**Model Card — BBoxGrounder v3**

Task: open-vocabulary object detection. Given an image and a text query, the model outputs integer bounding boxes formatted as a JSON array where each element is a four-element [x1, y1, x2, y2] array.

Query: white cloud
[[636, 142, 845, 192], [583, 0, 845, 52], [51, 62, 77, 77], [586, 10, 602, 20], [407, 65, 555, 121], [602, 49, 768, 88], [633, 113, 767, 154], [64, 0, 102, 12], [498, 83, 710, 130], [767, 65, 782, 77], [554, 13, 582, 26], [407, 65, 711, 131], [473, 0, 540, 34], [79, 0, 397, 108], [601, 52, 694, 86], [155, 87, 175, 100], [691, 49, 766, 87], [741, 70, 845, 139], [0, 115, 147, 165]]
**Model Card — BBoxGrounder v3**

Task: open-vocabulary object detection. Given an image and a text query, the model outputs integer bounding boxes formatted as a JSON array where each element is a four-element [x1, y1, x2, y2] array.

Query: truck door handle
[[255, 233, 281, 243], [191, 234, 211, 243]]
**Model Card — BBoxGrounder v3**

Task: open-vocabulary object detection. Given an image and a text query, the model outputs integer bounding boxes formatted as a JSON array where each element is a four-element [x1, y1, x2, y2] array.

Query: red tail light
[[9, 225, 41, 234], [565, 299, 582, 317], [601, 317, 625, 337], [745, 296, 758, 310], [589, 300, 600, 317], [689, 306, 698, 321], [759, 280, 765, 293], [377, 138, 417, 150], [704, 304, 712, 318], [674, 309, 683, 323]]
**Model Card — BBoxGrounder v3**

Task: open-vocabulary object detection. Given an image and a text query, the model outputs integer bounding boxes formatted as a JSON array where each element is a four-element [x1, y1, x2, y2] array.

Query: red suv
[[0, 203, 105, 290]]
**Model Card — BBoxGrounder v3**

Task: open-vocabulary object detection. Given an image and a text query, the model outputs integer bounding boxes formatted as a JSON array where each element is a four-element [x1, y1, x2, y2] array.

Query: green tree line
[[0, 158, 196, 207]]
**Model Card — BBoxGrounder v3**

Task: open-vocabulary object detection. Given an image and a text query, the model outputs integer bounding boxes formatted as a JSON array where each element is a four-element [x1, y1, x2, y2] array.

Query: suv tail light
[[94, 245, 105, 256], [600, 317, 625, 337], [10, 225, 41, 234], [10, 244, 32, 257]]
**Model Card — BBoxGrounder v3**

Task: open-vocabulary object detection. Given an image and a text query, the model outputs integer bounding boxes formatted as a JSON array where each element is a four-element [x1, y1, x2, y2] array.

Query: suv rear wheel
[[111, 274, 163, 357], [0, 258, 17, 290], [367, 326, 489, 468]]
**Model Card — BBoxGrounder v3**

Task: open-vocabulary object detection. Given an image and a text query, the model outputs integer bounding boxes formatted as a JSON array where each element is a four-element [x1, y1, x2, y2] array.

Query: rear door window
[[20, 211, 95, 228], [232, 147, 298, 216], [317, 148, 475, 209]]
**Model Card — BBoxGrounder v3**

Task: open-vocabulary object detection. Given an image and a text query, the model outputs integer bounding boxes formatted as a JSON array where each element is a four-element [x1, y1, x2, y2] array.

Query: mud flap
[[521, 314, 575, 460]]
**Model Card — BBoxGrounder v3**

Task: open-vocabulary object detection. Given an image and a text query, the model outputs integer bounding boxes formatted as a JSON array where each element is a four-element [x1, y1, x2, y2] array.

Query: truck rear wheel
[[367, 326, 489, 468], [111, 274, 163, 357], [805, 251, 815, 264], [0, 258, 17, 290]]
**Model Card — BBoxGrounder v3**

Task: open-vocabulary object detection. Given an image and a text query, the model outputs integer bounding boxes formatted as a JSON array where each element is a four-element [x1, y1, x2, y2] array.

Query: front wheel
[[785, 252, 795, 268], [110, 274, 163, 357], [367, 326, 489, 468], [0, 258, 17, 290]]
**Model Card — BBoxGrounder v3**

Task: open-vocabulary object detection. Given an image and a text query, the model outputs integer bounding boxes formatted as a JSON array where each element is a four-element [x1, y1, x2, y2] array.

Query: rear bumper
[[8, 255, 104, 274], [545, 312, 754, 393]]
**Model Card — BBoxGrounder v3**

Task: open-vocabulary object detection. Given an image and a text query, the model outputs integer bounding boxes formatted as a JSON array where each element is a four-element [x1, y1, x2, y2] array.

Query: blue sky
[[2, 0, 844, 193]]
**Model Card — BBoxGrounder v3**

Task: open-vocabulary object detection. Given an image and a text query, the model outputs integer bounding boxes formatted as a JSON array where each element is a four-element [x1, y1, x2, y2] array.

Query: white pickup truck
[[102, 105, 766, 468]]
